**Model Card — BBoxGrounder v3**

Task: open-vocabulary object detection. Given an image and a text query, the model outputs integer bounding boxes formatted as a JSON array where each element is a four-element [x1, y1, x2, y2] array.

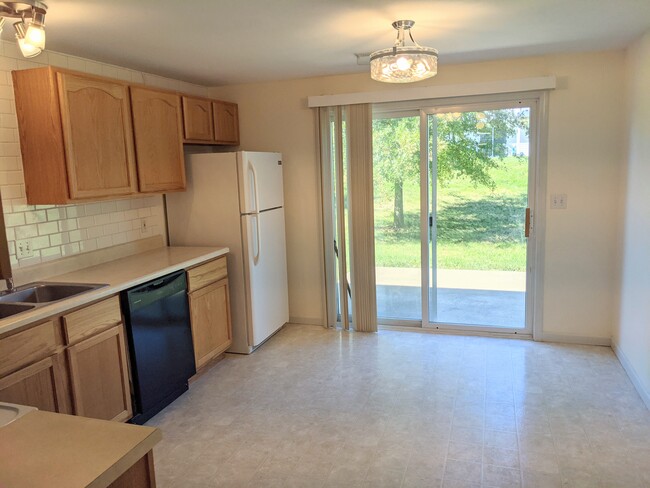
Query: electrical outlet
[[140, 218, 151, 236], [16, 239, 33, 259], [551, 193, 568, 209]]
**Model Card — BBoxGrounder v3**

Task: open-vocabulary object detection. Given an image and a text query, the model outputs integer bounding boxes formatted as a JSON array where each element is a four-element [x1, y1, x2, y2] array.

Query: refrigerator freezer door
[[238, 152, 284, 213], [241, 208, 289, 347]]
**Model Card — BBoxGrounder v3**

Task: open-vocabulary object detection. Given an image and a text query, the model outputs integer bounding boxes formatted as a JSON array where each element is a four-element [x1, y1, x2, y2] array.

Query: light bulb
[[25, 24, 45, 50], [396, 56, 411, 71], [17, 37, 41, 58]]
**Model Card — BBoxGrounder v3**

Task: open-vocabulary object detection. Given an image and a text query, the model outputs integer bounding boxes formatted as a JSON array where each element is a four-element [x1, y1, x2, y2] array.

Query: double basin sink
[[0, 282, 107, 319]]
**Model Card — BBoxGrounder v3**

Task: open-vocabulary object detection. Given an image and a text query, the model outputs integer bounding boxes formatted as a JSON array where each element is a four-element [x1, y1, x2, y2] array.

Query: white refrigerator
[[165, 151, 289, 354]]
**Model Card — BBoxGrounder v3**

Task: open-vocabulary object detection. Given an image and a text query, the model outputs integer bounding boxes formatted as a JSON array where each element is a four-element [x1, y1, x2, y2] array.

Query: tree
[[373, 117, 419, 227], [373, 110, 526, 227]]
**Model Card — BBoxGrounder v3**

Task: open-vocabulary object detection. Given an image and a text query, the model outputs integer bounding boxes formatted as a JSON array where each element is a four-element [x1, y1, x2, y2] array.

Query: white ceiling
[[9, 0, 650, 86]]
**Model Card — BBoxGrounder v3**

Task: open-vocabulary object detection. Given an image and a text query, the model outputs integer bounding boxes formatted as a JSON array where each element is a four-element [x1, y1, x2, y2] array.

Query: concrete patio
[[376, 267, 526, 328]]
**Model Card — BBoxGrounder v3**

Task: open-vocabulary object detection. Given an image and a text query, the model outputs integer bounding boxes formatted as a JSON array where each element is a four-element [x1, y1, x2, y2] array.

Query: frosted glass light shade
[[24, 23, 45, 50], [370, 47, 438, 83], [17, 36, 42, 58]]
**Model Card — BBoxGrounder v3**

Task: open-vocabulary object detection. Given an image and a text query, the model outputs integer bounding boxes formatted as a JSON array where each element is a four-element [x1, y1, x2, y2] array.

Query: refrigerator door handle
[[248, 160, 261, 214], [252, 214, 261, 264]]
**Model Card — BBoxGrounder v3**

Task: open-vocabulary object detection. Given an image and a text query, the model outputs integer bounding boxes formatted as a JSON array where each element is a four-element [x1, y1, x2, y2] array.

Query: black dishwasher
[[121, 270, 196, 425]]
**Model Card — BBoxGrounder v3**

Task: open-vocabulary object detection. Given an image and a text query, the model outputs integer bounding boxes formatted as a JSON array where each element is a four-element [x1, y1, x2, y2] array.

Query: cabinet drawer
[[0, 320, 62, 377], [63, 296, 122, 345], [187, 256, 228, 292]]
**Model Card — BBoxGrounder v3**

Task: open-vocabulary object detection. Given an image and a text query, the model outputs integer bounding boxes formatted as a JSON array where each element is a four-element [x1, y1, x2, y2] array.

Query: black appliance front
[[121, 270, 196, 425]]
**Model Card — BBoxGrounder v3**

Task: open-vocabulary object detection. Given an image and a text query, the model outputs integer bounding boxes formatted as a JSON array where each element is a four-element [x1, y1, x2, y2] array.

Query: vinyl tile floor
[[147, 324, 650, 488]]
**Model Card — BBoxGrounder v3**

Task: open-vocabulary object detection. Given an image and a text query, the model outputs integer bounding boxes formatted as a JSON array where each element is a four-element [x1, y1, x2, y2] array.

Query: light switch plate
[[551, 193, 568, 209]]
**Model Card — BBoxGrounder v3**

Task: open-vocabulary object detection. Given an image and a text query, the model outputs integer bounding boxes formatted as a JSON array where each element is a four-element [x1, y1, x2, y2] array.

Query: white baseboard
[[288, 316, 325, 327], [540, 333, 611, 346], [612, 338, 650, 410]]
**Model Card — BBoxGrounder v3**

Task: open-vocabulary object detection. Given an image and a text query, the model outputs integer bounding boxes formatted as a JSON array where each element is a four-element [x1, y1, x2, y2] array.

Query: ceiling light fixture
[[370, 20, 438, 84], [0, 1, 47, 58]]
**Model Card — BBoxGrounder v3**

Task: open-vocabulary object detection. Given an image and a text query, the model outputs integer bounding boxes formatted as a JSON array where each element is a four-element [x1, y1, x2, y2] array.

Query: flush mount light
[[370, 20, 438, 84], [0, 1, 47, 58]]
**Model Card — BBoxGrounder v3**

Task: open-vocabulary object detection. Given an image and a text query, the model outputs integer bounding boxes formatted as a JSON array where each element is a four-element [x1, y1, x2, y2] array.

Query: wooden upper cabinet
[[57, 73, 139, 200], [182, 96, 214, 142], [130, 87, 186, 193], [12, 67, 138, 204], [213, 101, 240, 145]]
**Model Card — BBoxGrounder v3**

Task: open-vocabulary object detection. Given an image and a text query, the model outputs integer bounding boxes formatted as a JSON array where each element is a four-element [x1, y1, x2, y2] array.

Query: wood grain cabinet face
[[57, 72, 139, 200], [131, 87, 186, 193], [0, 353, 70, 413], [67, 324, 132, 422], [213, 101, 240, 145], [189, 278, 232, 370], [182, 96, 214, 142]]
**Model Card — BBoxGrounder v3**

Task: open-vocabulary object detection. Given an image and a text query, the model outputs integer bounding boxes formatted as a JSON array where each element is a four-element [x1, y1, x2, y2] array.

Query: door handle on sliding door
[[525, 208, 531, 238]]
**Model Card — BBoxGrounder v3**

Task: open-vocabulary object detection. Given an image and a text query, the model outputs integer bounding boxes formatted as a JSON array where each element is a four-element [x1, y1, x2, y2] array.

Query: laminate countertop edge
[[0, 410, 163, 488], [0, 246, 229, 338]]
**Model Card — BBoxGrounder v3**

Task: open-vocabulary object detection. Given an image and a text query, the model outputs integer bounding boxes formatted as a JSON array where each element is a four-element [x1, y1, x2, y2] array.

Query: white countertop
[[0, 246, 228, 338]]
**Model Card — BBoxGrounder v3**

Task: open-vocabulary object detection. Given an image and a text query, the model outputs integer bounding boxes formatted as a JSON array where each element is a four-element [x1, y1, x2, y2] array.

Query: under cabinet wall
[[0, 40, 209, 272]]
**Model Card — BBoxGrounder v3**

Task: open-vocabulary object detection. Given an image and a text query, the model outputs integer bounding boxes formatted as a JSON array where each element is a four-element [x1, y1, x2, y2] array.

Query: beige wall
[[210, 50, 626, 340], [0, 40, 208, 275], [614, 32, 650, 406]]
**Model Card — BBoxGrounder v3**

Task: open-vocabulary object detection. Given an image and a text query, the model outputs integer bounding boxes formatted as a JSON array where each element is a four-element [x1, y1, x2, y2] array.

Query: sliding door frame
[[373, 91, 549, 339]]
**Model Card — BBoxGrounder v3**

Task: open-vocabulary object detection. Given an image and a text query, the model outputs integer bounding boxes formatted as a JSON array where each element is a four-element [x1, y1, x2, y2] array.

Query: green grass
[[374, 157, 528, 271]]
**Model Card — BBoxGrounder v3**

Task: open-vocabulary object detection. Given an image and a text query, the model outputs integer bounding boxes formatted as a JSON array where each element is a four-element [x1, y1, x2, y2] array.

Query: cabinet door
[[189, 278, 232, 369], [67, 325, 132, 422], [213, 101, 240, 145], [182, 96, 214, 142], [0, 353, 70, 413], [131, 87, 186, 193], [57, 72, 138, 200]]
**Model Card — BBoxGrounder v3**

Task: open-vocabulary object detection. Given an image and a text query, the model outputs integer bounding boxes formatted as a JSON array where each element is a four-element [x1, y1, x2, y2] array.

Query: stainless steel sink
[[0, 302, 35, 318], [0, 282, 108, 306]]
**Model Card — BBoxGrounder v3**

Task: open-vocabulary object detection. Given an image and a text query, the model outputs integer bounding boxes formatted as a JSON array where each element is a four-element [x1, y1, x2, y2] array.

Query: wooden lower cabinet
[[67, 324, 132, 422], [109, 451, 157, 488], [0, 352, 70, 413], [189, 278, 232, 369]]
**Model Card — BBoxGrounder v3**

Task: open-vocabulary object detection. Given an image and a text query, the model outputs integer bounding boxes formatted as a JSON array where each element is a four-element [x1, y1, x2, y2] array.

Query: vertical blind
[[319, 104, 377, 332]]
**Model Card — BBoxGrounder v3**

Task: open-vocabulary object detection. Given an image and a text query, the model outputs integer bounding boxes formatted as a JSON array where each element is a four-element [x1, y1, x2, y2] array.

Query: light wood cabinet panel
[[213, 100, 240, 145], [0, 353, 71, 414], [131, 87, 186, 193], [57, 72, 139, 200], [63, 296, 122, 345], [0, 319, 63, 377], [12, 67, 139, 203], [182, 96, 214, 142], [109, 451, 157, 488], [67, 325, 132, 422], [187, 256, 228, 293], [189, 278, 232, 369]]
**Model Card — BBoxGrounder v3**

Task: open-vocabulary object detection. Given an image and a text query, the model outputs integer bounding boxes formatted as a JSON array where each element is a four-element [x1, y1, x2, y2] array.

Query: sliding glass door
[[373, 98, 537, 333]]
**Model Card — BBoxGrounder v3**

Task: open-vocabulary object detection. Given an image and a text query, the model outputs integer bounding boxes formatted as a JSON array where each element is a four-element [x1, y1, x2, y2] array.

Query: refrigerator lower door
[[241, 208, 289, 347]]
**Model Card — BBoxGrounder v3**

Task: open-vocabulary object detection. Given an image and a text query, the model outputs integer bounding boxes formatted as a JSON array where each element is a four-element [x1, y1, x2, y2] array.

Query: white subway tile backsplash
[[94, 214, 110, 226], [46, 208, 66, 221], [15, 224, 37, 239], [96, 236, 113, 249], [0, 40, 208, 269], [25, 210, 46, 224], [61, 242, 80, 255], [84, 202, 102, 216], [4, 212, 24, 227], [32, 235, 50, 250], [37, 221, 59, 235], [86, 225, 104, 239]]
